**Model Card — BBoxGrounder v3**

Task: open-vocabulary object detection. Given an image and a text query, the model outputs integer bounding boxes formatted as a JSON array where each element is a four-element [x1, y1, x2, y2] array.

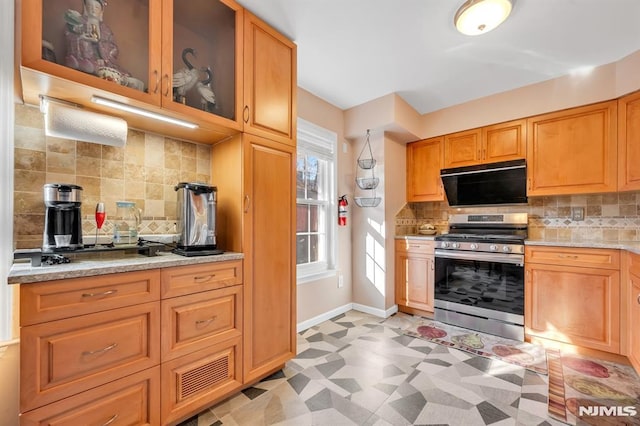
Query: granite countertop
[[8, 251, 244, 284]]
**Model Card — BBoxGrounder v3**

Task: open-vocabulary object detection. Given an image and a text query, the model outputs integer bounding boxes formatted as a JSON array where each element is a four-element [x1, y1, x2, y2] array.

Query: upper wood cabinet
[[406, 137, 444, 202], [443, 128, 481, 168], [243, 11, 297, 146], [18, 0, 266, 144], [526, 101, 618, 196], [443, 119, 525, 168], [618, 90, 640, 191]]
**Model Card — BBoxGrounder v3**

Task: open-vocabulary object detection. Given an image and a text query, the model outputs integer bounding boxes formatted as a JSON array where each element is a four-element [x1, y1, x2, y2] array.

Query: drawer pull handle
[[82, 342, 118, 357], [196, 315, 217, 326], [164, 73, 170, 97], [194, 274, 216, 283], [558, 255, 578, 259], [102, 414, 119, 426], [82, 289, 118, 298]]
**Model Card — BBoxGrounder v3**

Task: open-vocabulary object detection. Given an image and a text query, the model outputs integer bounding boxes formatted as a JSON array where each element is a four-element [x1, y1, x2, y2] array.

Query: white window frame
[[0, 0, 15, 343], [296, 118, 337, 283]]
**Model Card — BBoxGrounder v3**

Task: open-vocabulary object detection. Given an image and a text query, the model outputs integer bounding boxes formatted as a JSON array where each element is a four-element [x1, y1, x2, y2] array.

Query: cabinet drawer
[[525, 246, 620, 269], [21, 302, 160, 412], [161, 337, 242, 425], [396, 239, 435, 254], [161, 285, 242, 361], [20, 366, 160, 426], [161, 260, 243, 298], [21, 269, 161, 326]]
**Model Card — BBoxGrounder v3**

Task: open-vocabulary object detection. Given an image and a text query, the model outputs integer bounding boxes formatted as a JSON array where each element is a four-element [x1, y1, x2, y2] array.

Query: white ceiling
[[236, 0, 640, 115]]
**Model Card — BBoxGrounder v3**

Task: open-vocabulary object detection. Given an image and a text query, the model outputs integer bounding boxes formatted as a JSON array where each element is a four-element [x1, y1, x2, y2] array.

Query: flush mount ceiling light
[[454, 0, 513, 36]]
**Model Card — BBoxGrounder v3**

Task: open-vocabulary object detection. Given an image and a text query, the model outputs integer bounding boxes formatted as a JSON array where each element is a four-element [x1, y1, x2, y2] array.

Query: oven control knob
[[452, 242, 460, 249], [489, 244, 498, 252], [440, 241, 450, 249], [469, 243, 478, 250], [502, 246, 512, 253]]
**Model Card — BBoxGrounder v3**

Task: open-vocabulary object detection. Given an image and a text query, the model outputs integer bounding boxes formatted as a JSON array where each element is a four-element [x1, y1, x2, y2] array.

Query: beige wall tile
[[46, 137, 75, 154], [14, 126, 46, 151], [15, 148, 45, 171], [76, 156, 102, 177], [125, 180, 145, 199], [77, 141, 102, 158], [125, 130, 146, 165], [15, 170, 45, 192], [145, 200, 164, 217], [14, 192, 42, 215], [14, 104, 43, 128], [102, 145, 125, 161], [102, 159, 125, 179], [145, 183, 163, 200], [144, 133, 165, 167], [47, 152, 76, 174]]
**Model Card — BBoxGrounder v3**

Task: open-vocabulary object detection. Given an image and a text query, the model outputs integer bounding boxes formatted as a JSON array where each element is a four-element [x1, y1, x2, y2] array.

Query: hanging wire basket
[[354, 196, 381, 207], [357, 129, 376, 169], [356, 176, 379, 190]]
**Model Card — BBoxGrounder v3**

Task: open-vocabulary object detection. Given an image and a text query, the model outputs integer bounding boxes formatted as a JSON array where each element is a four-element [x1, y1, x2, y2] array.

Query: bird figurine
[[172, 48, 199, 104], [197, 67, 216, 112]]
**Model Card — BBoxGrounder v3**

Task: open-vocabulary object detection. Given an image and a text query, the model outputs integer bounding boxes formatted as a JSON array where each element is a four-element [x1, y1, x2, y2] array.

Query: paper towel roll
[[44, 101, 128, 147]]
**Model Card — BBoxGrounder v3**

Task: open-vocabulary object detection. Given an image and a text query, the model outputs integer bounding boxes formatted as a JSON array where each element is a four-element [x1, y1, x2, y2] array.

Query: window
[[296, 118, 337, 282]]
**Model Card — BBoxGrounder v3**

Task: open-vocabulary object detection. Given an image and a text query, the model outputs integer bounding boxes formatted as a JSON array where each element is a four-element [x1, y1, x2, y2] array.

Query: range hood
[[440, 159, 527, 207]]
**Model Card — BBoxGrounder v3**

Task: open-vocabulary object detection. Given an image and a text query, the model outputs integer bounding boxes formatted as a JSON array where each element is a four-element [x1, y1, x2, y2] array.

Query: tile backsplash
[[396, 192, 640, 241], [13, 103, 212, 249]]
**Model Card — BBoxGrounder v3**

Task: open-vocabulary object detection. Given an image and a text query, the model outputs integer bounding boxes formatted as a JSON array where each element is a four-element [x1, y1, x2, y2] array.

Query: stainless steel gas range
[[434, 213, 527, 341]]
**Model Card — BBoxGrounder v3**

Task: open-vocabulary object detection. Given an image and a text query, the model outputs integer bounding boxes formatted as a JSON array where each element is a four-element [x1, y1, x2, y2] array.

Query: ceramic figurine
[[63, 0, 131, 84], [172, 48, 199, 104], [197, 67, 216, 112]]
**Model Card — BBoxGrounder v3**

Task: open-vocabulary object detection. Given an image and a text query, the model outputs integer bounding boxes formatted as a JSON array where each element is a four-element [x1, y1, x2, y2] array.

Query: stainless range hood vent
[[440, 159, 527, 207]]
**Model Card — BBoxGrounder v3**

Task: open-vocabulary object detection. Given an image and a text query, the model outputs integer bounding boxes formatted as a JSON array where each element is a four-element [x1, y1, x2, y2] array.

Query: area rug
[[403, 320, 548, 374], [547, 349, 640, 425]]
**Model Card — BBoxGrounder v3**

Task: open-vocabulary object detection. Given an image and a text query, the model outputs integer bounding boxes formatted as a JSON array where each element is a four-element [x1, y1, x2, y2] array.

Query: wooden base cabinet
[[525, 246, 621, 354], [395, 239, 435, 315], [625, 252, 640, 373], [19, 260, 246, 426], [20, 367, 160, 426]]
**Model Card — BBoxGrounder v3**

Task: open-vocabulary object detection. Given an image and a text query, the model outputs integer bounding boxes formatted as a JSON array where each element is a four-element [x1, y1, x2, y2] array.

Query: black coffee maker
[[43, 184, 83, 251]]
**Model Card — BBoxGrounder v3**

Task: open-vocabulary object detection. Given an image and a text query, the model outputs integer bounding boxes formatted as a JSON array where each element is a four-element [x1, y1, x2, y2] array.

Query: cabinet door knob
[[152, 70, 159, 94], [243, 105, 250, 123], [164, 73, 170, 97]]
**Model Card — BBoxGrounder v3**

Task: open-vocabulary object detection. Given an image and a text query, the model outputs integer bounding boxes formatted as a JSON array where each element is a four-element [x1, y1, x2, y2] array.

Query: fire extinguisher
[[338, 195, 348, 226]]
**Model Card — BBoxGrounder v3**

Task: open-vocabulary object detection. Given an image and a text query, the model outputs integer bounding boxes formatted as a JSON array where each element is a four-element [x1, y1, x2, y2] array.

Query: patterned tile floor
[[179, 310, 568, 426]]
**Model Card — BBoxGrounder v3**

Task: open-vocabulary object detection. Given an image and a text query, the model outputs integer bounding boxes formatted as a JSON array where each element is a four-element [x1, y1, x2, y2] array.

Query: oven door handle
[[435, 249, 524, 266]]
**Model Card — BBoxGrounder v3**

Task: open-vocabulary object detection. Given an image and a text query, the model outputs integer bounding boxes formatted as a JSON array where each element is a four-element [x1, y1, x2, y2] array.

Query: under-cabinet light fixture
[[454, 0, 512, 36], [90, 96, 199, 129]]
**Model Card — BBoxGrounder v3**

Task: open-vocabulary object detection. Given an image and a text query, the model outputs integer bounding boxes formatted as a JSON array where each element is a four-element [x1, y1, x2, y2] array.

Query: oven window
[[434, 256, 524, 315]]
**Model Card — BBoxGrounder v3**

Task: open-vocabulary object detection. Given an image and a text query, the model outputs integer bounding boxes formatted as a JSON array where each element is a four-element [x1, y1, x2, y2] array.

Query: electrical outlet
[[338, 275, 344, 288], [571, 207, 585, 221]]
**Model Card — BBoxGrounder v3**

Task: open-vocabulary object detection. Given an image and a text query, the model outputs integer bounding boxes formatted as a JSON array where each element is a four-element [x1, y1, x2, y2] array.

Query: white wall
[[296, 88, 355, 327], [1, 0, 19, 423]]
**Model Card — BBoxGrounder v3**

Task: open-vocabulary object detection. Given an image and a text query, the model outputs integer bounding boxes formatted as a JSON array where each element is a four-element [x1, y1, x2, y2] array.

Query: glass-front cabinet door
[[162, 0, 243, 130], [23, 0, 162, 105], [22, 0, 242, 131]]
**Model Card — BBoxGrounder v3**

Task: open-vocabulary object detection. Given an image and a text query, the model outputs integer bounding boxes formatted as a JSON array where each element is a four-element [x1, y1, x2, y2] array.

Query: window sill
[[297, 269, 337, 285]]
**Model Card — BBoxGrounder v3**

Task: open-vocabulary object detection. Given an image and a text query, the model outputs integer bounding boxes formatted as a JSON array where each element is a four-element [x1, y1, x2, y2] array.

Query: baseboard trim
[[296, 303, 399, 333], [296, 303, 353, 333], [352, 303, 398, 319]]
